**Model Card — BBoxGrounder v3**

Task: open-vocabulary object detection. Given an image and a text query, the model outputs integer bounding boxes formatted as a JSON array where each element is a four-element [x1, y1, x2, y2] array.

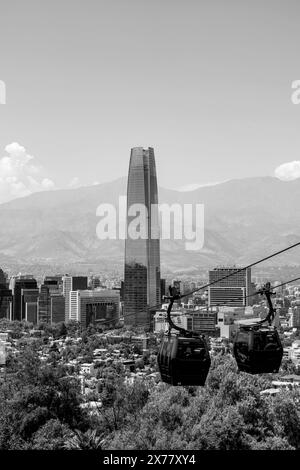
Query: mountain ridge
[[0, 175, 299, 272]]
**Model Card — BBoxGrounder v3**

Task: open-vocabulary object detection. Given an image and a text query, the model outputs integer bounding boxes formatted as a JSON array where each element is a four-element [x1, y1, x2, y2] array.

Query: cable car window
[[177, 340, 205, 360], [236, 332, 249, 344]]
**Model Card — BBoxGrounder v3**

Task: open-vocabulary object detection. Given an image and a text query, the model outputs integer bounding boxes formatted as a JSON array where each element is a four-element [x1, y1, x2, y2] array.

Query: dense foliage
[[0, 320, 300, 450]]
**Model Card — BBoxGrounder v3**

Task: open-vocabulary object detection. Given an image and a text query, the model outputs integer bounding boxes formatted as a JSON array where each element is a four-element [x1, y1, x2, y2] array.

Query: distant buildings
[[124, 147, 161, 328], [208, 267, 252, 307], [69, 289, 120, 328], [154, 308, 216, 335]]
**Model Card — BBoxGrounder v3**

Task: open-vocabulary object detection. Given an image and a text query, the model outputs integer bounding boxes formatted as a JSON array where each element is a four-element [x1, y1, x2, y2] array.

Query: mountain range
[[0, 176, 300, 274]]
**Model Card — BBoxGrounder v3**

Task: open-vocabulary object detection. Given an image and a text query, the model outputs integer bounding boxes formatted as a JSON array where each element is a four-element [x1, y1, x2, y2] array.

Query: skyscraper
[[124, 147, 161, 328]]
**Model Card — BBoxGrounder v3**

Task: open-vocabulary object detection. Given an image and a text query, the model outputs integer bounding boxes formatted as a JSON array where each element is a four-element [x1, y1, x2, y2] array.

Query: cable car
[[233, 326, 283, 374], [233, 281, 283, 374], [157, 333, 211, 386], [157, 286, 211, 386]]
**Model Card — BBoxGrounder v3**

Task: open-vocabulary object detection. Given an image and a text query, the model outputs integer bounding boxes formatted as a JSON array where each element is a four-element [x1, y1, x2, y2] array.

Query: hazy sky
[[1, 0, 300, 199]]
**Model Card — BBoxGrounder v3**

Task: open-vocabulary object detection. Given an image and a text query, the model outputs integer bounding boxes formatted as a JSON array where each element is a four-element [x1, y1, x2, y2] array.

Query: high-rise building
[[38, 276, 62, 323], [62, 275, 88, 322], [0, 268, 8, 287], [10, 276, 38, 321], [44, 276, 63, 293], [160, 278, 166, 300], [208, 267, 251, 307], [0, 287, 12, 320], [50, 294, 65, 323], [0, 268, 11, 320], [124, 147, 161, 328], [22, 288, 39, 323], [69, 289, 120, 328], [38, 284, 50, 323]]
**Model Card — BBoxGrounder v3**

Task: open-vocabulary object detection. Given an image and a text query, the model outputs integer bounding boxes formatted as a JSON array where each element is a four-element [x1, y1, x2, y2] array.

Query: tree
[[32, 419, 72, 450], [190, 405, 250, 450], [64, 429, 103, 450]]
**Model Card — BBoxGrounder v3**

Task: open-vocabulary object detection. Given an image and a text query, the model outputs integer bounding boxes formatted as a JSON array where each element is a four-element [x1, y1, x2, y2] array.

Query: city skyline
[[1, 1, 300, 456]]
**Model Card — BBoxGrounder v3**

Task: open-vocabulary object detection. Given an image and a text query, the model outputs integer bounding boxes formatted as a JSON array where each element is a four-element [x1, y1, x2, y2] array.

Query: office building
[[0, 269, 12, 320], [0, 268, 8, 287], [124, 147, 160, 328], [154, 309, 216, 335], [69, 289, 120, 328], [289, 307, 300, 328], [50, 294, 65, 323], [0, 287, 12, 320], [10, 276, 38, 321], [22, 288, 39, 323], [208, 267, 251, 307], [62, 275, 88, 322], [38, 276, 62, 323]]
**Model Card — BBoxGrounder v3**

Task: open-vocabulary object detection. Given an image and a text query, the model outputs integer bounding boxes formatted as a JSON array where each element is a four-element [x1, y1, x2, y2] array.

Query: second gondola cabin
[[233, 325, 283, 374]]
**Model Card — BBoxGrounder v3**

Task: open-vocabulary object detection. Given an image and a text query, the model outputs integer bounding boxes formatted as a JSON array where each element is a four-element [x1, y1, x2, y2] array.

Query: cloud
[[178, 181, 226, 192], [0, 142, 56, 203], [274, 161, 300, 181], [68, 177, 81, 188]]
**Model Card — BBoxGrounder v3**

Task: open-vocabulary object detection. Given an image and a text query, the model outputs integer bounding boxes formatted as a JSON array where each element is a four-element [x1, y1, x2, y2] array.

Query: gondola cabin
[[233, 326, 283, 374], [157, 334, 211, 386]]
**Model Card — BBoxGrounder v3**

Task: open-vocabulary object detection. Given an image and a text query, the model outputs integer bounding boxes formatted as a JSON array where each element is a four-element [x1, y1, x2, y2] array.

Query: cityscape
[[0, 146, 300, 453], [1, 0, 300, 460]]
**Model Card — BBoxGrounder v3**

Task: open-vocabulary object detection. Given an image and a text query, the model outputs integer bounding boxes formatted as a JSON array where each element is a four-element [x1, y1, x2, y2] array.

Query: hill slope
[[0, 176, 299, 272]]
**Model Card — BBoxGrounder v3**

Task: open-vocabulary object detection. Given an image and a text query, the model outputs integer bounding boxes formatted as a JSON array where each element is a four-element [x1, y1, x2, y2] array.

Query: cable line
[[99, 241, 300, 327]]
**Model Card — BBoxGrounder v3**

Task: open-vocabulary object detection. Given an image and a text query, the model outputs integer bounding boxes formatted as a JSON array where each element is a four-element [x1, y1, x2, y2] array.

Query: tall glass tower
[[124, 147, 161, 328]]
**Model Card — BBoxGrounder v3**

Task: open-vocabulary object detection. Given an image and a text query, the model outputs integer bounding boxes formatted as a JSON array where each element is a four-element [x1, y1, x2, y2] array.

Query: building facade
[[62, 275, 88, 322], [208, 267, 252, 307], [9, 276, 38, 321], [50, 294, 65, 323], [38, 276, 63, 323], [69, 289, 120, 328], [22, 288, 39, 323], [0, 269, 12, 320]]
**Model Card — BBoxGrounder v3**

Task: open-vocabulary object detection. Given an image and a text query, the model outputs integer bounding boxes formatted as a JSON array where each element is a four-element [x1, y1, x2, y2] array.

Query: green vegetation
[[0, 319, 300, 450]]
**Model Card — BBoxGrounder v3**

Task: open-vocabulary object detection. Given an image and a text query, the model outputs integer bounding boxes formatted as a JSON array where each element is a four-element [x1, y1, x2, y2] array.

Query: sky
[[1, 0, 300, 202]]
